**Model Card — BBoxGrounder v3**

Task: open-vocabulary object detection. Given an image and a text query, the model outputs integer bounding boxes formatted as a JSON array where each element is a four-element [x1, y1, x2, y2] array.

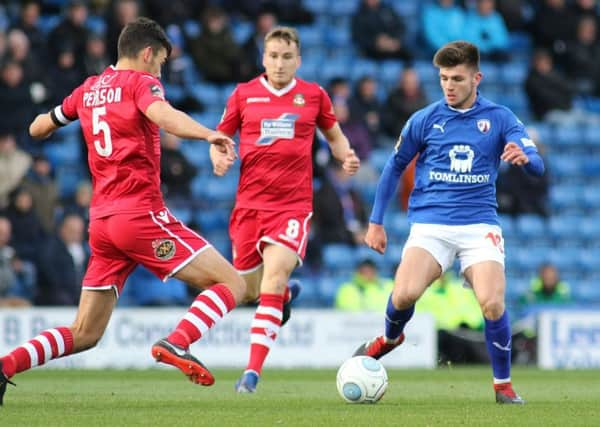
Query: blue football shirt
[[370, 94, 544, 226]]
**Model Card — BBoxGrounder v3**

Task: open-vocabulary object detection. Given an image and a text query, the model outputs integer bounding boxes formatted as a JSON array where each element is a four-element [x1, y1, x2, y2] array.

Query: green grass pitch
[[1, 367, 599, 426]]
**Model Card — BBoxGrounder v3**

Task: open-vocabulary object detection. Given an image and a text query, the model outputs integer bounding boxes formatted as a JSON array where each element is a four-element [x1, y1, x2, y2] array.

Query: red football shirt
[[60, 66, 167, 219], [218, 75, 337, 211]]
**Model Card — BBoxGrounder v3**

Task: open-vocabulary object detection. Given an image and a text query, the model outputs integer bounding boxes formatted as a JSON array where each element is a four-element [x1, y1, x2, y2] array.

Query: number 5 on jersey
[[93, 106, 113, 157]]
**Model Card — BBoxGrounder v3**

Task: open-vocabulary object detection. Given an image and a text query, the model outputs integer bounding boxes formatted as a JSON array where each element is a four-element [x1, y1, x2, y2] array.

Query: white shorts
[[402, 223, 505, 275]]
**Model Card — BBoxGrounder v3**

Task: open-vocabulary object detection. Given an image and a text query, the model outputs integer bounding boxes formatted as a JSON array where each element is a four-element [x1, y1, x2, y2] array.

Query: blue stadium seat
[[413, 60, 438, 84], [511, 246, 550, 276], [497, 214, 515, 235], [195, 208, 230, 233], [554, 125, 584, 149], [582, 124, 600, 148], [297, 25, 324, 48], [383, 244, 403, 273], [304, 0, 329, 13], [514, 214, 547, 241], [329, 0, 359, 16], [501, 62, 528, 85], [124, 266, 190, 306], [322, 244, 357, 272], [580, 218, 600, 246], [384, 212, 410, 240], [546, 154, 582, 184], [547, 215, 583, 244], [327, 27, 352, 48], [369, 148, 392, 172], [44, 137, 81, 168], [189, 83, 222, 111], [318, 276, 344, 307], [572, 281, 600, 303], [547, 248, 582, 277], [231, 20, 253, 44], [319, 59, 350, 84], [350, 59, 379, 81], [55, 165, 83, 199], [380, 60, 404, 87], [180, 141, 211, 169], [169, 206, 192, 224], [549, 185, 584, 215]]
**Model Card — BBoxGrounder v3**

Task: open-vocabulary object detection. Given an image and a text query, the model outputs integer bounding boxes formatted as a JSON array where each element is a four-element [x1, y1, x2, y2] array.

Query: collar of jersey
[[260, 74, 297, 97], [445, 92, 482, 114]]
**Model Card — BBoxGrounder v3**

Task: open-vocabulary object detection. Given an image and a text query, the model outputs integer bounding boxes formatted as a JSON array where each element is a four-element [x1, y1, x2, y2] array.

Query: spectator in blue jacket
[[422, 0, 466, 54], [465, 0, 510, 62]]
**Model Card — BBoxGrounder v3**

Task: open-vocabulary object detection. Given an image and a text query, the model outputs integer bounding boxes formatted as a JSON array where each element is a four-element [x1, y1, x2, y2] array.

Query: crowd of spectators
[[1, 0, 599, 308]]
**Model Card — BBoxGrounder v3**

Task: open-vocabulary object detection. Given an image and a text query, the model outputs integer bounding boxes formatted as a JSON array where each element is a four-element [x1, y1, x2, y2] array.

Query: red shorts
[[82, 208, 209, 296], [229, 207, 312, 272]]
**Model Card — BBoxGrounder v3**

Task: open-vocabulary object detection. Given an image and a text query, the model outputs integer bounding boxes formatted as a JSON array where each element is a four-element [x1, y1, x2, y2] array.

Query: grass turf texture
[[1, 367, 599, 426]]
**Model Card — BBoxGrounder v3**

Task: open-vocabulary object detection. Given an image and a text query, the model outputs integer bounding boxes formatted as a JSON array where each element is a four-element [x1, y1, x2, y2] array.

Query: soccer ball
[[336, 356, 388, 403]]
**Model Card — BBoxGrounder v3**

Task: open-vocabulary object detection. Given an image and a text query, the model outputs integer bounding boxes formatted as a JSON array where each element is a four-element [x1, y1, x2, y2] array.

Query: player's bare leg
[[468, 261, 524, 404], [355, 247, 440, 359], [0, 289, 116, 405], [152, 246, 246, 385], [236, 244, 297, 392]]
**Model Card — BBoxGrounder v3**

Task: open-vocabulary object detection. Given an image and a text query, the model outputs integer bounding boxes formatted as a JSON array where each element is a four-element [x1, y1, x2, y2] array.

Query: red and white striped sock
[[0, 326, 74, 378], [167, 284, 236, 349], [246, 293, 284, 375]]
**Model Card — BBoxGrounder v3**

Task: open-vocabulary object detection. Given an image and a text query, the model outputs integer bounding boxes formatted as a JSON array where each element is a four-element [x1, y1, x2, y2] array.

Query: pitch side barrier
[[0, 309, 436, 369]]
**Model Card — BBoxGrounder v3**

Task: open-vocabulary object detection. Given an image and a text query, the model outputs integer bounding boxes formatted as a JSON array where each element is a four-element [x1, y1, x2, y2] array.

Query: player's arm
[[29, 105, 75, 140], [321, 123, 360, 175], [501, 141, 544, 176], [367, 129, 420, 254], [144, 100, 235, 158]]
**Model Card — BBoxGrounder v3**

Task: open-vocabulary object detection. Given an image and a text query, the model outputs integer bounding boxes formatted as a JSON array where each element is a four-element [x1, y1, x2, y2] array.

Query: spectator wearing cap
[[335, 259, 394, 311]]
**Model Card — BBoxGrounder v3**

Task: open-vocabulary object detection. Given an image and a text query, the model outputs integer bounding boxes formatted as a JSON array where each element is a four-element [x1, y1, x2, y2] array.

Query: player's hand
[[210, 144, 235, 176], [342, 149, 360, 175], [501, 142, 529, 166], [207, 132, 236, 161], [365, 222, 387, 254]]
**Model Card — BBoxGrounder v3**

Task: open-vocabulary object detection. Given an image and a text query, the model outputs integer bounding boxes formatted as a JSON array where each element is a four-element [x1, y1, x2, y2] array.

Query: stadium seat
[[501, 62, 528, 85], [318, 276, 343, 307], [329, 0, 359, 16], [514, 214, 547, 241], [497, 214, 515, 236], [413, 60, 438, 83], [369, 148, 392, 172], [580, 218, 600, 246], [297, 25, 324, 48], [546, 154, 583, 184], [189, 83, 222, 111], [55, 165, 83, 199], [385, 212, 410, 240], [327, 27, 352, 48], [194, 208, 230, 233], [304, 0, 329, 14], [549, 185, 584, 215], [322, 244, 357, 273], [180, 140, 212, 169], [350, 59, 379, 81], [380, 60, 404, 88], [511, 246, 549, 276], [554, 125, 584, 150], [547, 248, 581, 278], [44, 138, 81, 168], [125, 266, 190, 306], [572, 281, 600, 303], [169, 206, 192, 224], [547, 215, 583, 245]]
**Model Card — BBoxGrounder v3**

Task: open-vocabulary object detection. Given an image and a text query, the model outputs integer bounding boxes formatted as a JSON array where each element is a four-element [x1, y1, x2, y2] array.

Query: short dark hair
[[433, 41, 480, 70], [117, 17, 172, 60]]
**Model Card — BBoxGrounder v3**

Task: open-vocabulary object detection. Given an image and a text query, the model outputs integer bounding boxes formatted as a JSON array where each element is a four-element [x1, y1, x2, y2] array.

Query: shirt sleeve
[[217, 86, 241, 136], [58, 84, 84, 123], [369, 116, 423, 224], [316, 86, 337, 130], [502, 109, 545, 176], [133, 74, 167, 113]]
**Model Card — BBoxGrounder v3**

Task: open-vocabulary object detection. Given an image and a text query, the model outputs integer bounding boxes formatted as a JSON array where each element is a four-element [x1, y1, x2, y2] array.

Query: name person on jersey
[[83, 87, 123, 107]]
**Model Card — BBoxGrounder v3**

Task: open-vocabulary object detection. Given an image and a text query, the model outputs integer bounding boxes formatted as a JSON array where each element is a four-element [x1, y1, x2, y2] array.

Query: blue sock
[[484, 310, 511, 381], [384, 296, 414, 341]]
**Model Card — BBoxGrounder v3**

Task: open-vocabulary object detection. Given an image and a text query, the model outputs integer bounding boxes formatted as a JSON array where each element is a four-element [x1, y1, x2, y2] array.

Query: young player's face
[[262, 38, 301, 89], [145, 47, 168, 78], [438, 64, 482, 109]]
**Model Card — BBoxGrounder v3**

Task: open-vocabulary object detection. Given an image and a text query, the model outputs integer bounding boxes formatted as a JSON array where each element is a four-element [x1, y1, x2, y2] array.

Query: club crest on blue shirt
[[477, 119, 491, 133]]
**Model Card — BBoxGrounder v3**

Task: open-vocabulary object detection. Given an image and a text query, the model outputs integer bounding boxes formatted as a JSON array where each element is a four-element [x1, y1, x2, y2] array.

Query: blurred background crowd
[[0, 0, 598, 339]]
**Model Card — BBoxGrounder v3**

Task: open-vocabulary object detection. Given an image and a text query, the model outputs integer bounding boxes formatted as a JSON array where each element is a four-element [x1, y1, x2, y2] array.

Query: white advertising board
[[538, 310, 600, 369], [0, 308, 436, 369]]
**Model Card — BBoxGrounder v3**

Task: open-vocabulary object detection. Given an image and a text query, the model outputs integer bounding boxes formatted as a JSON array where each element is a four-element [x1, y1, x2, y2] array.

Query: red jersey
[[218, 75, 337, 211], [59, 66, 167, 220]]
